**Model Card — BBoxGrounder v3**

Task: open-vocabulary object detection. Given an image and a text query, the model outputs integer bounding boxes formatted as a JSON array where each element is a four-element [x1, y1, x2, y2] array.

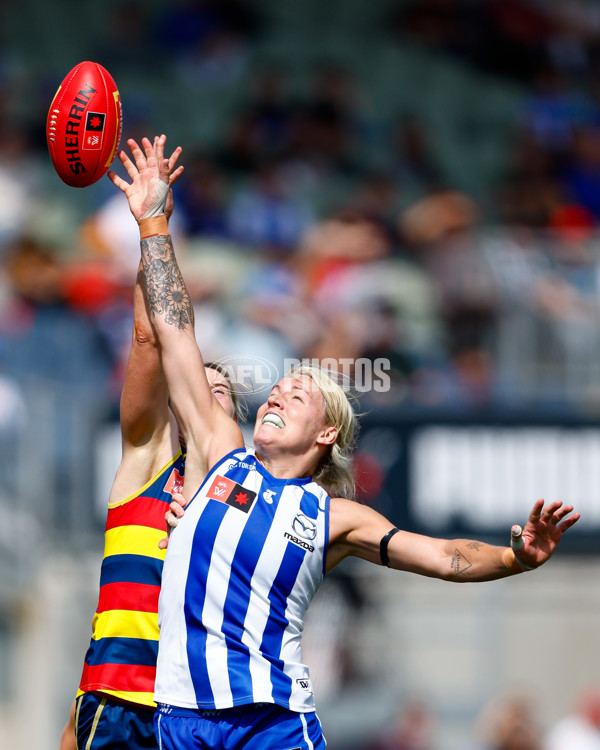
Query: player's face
[[205, 366, 236, 419], [254, 375, 335, 456]]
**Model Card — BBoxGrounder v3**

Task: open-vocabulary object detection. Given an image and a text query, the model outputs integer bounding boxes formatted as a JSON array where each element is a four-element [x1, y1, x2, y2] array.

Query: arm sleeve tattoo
[[141, 234, 194, 330]]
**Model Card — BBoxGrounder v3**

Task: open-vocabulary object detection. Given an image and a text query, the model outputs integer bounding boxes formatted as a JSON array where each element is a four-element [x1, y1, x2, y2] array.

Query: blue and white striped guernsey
[[154, 447, 330, 712]]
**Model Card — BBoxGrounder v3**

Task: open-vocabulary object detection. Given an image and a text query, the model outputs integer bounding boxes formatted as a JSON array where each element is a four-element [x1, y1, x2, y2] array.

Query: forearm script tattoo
[[141, 235, 194, 329]]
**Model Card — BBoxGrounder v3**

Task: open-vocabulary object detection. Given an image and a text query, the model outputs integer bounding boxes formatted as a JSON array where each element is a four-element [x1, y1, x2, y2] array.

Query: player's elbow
[[133, 321, 158, 348]]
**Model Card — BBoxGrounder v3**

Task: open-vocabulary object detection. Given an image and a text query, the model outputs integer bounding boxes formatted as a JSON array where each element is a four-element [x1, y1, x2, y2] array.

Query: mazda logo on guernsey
[[292, 513, 317, 541], [213, 355, 280, 395]]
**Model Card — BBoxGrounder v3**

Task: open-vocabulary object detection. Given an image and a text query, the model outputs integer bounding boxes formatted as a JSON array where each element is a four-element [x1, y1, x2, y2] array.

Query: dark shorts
[[154, 702, 327, 750], [75, 692, 157, 750]]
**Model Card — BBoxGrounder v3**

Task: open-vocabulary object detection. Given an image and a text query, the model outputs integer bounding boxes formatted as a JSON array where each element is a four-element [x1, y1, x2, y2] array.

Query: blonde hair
[[287, 363, 359, 500]]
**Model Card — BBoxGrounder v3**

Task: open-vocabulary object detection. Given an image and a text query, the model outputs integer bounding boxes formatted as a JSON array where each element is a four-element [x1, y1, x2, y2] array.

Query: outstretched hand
[[158, 491, 188, 550], [108, 134, 184, 222], [513, 498, 579, 570]]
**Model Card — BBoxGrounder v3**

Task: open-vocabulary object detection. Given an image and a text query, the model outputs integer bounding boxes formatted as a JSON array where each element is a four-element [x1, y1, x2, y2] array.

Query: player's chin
[[254, 424, 282, 446]]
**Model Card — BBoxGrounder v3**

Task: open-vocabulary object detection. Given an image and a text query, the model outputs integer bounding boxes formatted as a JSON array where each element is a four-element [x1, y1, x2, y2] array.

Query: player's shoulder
[[329, 495, 387, 536], [329, 495, 365, 525], [109, 438, 182, 506]]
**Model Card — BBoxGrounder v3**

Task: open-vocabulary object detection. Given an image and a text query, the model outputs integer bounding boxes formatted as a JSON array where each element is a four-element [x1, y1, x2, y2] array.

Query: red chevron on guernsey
[[105, 496, 170, 532], [97, 582, 160, 613]]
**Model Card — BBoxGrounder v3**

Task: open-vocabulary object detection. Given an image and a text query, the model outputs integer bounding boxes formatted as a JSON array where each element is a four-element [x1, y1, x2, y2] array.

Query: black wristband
[[380, 527, 400, 567]]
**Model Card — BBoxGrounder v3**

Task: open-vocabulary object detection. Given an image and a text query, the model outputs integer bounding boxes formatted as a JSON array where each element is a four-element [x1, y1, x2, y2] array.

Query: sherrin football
[[47, 61, 122, 188]]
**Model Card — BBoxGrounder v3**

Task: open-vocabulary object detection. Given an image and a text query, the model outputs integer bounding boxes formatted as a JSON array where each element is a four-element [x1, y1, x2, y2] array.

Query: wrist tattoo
[[141, 236, 194, 329], [451, 547, 472, 576]]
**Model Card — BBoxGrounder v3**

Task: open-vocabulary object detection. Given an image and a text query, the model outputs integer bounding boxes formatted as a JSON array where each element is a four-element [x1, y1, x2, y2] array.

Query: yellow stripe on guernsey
[[104, 525, 165, 560], [91, 609, 159, 642], [75, 686, 156, 706], [100, 688, 155, 706], [107, 448, 183, 510]]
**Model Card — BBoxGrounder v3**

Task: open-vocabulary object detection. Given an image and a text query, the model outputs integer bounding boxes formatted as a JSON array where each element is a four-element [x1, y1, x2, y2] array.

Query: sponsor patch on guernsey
[[164, 468, 184, 497], [207, 475, 257, 513], [228, 460, 256, 471]]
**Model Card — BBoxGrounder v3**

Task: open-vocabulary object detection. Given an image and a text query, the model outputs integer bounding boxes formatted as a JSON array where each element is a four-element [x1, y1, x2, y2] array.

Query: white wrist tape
[[141, 180, 169, 219]]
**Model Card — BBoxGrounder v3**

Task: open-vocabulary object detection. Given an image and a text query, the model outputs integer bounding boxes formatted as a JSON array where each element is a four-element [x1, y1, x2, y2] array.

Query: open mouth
[[262, 412, 285, 429]]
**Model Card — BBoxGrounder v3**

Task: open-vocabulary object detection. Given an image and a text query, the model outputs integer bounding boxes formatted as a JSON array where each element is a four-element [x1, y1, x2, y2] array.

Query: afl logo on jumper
[[207, 475, 257, 513]]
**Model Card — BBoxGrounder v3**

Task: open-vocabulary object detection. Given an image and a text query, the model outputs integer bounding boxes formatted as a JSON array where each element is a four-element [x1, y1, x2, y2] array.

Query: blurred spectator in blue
[[514, 62, 589, 168], [389, 114, 445, 199], [156, 0, 260, 52], [176, 151, 230, 239], [291, 63, 368, 177], [218, 66, 299, 175], [227, 159, 314, 253], [559, 124, 600, 220], [159, 0, 262, 89]]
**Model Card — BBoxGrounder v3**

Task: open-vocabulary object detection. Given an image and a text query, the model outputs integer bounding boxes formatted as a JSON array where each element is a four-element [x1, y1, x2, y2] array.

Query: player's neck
[[255, 446, 319, 482]]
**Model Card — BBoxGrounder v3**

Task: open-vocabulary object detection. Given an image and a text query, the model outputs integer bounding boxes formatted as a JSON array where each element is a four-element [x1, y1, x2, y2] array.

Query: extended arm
[[108, 135, 243, 489], [327, 497, 579, 580]]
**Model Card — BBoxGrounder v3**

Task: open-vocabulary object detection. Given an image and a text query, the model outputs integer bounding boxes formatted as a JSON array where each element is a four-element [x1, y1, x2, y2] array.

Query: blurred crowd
[[359, 684, 600, 750], [4, 0, 600, 435]]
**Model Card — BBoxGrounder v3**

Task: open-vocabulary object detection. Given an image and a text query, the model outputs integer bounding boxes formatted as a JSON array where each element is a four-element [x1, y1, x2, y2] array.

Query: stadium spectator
[[364, 699, 436, 750], [468, 688, 544, 750], [291, 63, 368, 177], [175, 151, 230, 239], [219, 67, 299, 174], [227, 159, 315, 253]]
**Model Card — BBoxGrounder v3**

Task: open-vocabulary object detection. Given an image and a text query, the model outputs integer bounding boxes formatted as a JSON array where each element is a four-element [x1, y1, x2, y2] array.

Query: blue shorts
[[154, 702, 327, 750], [75, 692, 158, 750]]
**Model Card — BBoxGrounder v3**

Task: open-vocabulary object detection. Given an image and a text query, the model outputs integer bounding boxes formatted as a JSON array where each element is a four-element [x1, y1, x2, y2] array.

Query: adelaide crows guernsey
[[78, 449, 185, 707], [154, 448, 330, 712]]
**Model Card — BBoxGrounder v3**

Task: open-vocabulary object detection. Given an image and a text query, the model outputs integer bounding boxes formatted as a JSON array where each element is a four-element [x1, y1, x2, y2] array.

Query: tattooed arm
[[109, 135, 243, 482], [327, 497, 579, 579]]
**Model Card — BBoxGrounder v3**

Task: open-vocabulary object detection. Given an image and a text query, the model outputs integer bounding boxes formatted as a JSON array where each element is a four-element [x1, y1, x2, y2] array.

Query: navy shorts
[[75, 692, 158, 750], [154, 702, 327, 750]]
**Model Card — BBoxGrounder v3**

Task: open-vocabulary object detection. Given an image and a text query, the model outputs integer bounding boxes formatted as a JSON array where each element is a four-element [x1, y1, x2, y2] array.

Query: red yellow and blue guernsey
[[78, 449, 185, 708]]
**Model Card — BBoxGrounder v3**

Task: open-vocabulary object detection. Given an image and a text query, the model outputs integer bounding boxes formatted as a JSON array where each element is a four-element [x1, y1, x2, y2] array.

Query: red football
[[46, 61, 123, 188]]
